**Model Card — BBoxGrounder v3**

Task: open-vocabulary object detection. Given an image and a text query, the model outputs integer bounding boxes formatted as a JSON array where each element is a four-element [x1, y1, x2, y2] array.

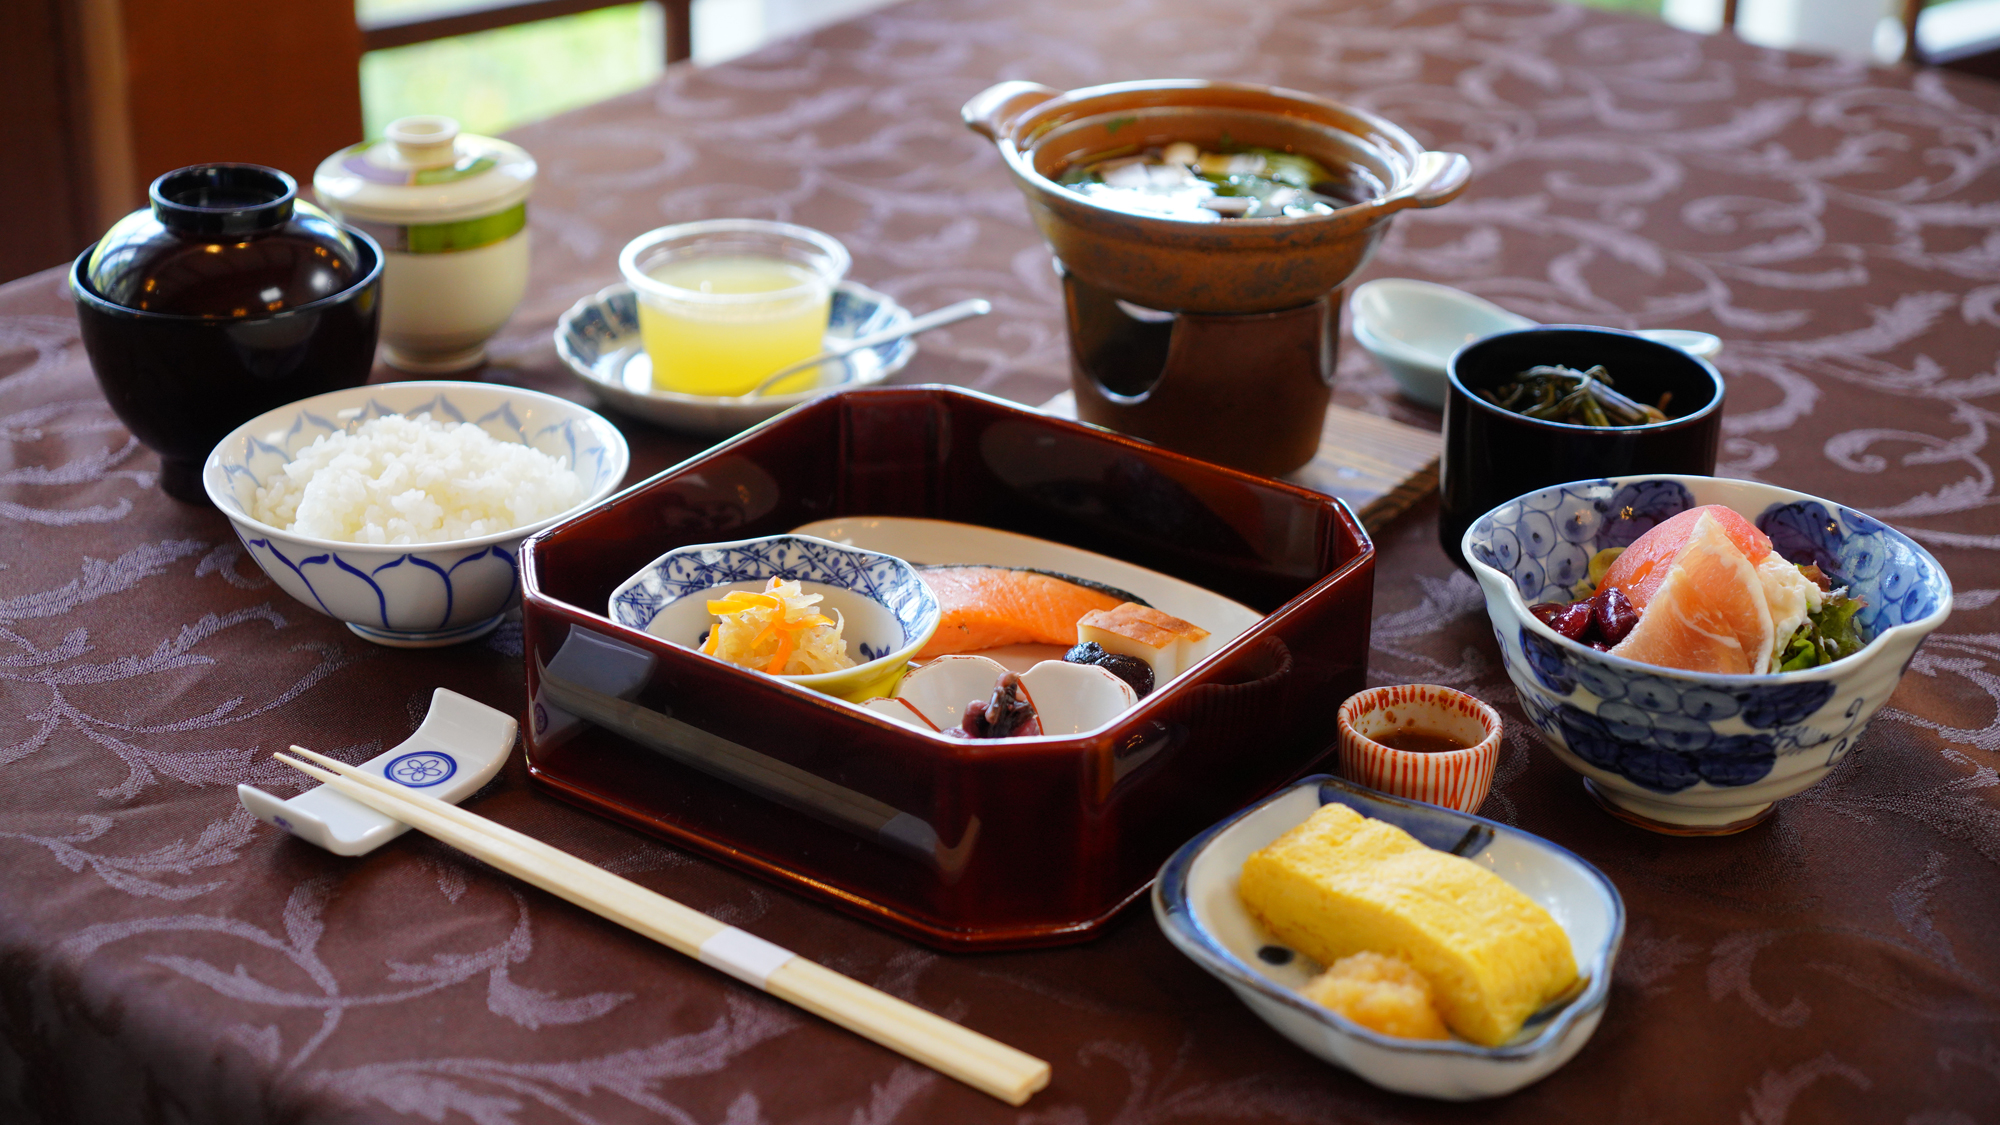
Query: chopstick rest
[[238, 688, 516, 855], [271, 745, 1052, 1106]]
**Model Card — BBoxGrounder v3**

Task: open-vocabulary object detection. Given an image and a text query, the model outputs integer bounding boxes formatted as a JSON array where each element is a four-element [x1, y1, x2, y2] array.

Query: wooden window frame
[[360, 0, 691, 64]]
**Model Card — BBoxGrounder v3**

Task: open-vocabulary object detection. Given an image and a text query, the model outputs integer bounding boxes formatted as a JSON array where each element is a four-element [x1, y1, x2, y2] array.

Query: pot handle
[[1381, 150, 1473, 211], [962, 81, 1062, 142]]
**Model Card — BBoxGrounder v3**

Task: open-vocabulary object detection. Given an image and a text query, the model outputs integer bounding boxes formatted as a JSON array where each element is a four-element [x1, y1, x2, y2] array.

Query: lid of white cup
[[312, 116, 536, 225]]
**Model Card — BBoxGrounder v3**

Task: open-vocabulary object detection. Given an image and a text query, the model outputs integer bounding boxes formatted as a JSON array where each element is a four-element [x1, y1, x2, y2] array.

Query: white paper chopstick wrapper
[[238, 687, 517, 855], [697, 928, 797, 988]]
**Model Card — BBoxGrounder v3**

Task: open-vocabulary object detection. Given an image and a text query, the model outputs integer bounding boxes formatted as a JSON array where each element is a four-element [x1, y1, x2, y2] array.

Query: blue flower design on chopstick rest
[[386, 750, 457, 787], [609, 534, 936, 644]]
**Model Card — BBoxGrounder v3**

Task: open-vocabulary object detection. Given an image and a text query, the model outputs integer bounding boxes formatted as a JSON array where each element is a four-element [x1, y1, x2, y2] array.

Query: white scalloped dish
[[864, 654, 1137, 737]]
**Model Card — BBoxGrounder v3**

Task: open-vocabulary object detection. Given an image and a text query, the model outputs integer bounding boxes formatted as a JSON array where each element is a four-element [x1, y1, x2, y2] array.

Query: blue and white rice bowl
[[1154, 774, 1623, 1100], [608, 534, 940, 701], [1462, 474, 1952, 833], [203, 381, 629, 648]]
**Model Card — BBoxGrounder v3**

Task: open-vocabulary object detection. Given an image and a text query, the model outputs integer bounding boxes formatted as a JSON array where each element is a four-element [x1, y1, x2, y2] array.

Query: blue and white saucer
[[555, 281, 916, 435]]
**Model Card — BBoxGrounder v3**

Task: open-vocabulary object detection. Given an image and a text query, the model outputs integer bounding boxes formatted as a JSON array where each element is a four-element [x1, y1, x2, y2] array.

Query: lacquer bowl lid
[[81, 163, 366, 319]]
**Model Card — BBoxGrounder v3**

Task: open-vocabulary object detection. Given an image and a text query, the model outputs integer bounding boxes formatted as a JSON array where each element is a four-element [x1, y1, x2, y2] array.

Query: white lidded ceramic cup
[[313, 116, 536, 373], [1337, 684, 1503, 813]]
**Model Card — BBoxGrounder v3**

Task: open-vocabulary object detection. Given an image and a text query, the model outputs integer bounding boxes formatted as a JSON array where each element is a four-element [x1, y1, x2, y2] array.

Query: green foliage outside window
[[357, 2, 664, 139]]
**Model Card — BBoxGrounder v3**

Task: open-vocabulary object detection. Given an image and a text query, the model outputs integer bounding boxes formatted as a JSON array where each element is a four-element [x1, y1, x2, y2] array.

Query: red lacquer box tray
[[518, 387, 1374, 949]]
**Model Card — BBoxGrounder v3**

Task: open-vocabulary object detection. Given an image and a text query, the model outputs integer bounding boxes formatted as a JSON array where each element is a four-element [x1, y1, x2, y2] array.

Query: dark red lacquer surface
[[518, 387, 1374, 949]]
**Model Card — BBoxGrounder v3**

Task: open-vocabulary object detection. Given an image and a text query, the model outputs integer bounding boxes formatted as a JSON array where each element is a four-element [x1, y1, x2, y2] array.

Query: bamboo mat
[[1038, 392, 1441, 533]]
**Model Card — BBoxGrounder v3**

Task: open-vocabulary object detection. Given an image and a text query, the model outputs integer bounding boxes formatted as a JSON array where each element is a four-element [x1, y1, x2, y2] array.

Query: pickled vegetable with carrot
[[702, 577, 857, 675]]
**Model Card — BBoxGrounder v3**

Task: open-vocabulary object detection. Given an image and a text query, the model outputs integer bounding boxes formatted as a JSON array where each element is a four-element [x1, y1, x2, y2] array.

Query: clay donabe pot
[[962, 79, 1470, 316], [963, 80, 1469, 475]]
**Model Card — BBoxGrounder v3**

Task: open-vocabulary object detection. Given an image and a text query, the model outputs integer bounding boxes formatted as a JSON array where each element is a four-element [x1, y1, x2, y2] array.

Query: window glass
[[358, 2, 665, 138]]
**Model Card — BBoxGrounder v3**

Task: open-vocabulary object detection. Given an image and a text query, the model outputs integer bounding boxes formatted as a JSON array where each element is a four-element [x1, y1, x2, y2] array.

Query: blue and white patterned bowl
[[607, 534, 940, 701], [203, 381, 629, 648], [1154, 774, 1624, 1100], [1463, 475, 1952, 832], [555, 281, 915, 436]]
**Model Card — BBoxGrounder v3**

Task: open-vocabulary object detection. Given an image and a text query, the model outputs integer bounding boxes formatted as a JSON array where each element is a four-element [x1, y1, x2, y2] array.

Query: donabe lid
[[312, 116, 536, 225]]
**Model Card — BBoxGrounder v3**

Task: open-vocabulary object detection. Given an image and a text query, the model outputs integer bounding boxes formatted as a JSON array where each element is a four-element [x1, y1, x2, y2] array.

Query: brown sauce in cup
[[1370, 727, 1474, 754]]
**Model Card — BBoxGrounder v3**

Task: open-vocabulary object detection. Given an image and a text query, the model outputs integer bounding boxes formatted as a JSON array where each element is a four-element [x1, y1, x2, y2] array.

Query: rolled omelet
[[1238, 803, 1578, 1047]]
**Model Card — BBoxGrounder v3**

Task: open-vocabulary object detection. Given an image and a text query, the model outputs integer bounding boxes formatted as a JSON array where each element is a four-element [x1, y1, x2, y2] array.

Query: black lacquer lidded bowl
[[72, 163, 383, 504]]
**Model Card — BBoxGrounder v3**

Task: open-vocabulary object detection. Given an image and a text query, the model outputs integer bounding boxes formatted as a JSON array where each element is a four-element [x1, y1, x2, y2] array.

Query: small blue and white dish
[[555, 281, 915, 436], [1154, 774, 1623, 1100], [203, 381, 629, 648], [607, 534, 940, 701], [1463, 474, 1953, 833]]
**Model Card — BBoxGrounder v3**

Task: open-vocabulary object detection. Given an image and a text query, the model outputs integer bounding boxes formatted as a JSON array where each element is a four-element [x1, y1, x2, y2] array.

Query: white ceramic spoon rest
[[1350, 278, 1722, 408]]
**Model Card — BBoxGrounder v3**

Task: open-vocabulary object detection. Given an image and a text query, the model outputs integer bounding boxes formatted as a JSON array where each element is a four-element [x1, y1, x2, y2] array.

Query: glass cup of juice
[[617, 219, 851, 397]]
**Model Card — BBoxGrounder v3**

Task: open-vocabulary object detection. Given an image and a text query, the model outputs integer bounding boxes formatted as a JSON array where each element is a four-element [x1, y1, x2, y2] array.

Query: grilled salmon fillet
[[914, 566, 1147, 659]]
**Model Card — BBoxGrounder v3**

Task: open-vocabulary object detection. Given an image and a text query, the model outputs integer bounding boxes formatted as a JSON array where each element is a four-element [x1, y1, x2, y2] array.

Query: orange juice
[[637, 256, 830, 396]]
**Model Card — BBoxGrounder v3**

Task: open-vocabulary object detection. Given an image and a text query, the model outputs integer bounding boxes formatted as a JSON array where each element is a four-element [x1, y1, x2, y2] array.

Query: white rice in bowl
[[251, 412, 586, 544]]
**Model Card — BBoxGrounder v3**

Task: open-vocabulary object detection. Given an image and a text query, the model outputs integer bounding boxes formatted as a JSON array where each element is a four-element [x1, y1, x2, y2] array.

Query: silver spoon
[[739, 298, 993, 400]]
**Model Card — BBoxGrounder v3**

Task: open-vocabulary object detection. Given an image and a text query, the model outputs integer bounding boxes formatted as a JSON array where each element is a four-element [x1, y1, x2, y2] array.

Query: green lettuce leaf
[[1776, 586, 1868, 671]]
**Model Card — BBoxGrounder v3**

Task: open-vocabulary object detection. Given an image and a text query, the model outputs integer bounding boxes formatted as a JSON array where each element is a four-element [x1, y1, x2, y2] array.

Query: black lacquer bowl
[[70, 164, 383, 504], [1438, 327, 1725, 571]]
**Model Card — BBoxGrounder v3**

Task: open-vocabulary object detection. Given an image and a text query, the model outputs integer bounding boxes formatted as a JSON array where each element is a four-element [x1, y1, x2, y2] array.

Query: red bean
[[1552, 601, 1595, 641], [1530, 602, 1566, 627], [1594, 586, 1640, 644]]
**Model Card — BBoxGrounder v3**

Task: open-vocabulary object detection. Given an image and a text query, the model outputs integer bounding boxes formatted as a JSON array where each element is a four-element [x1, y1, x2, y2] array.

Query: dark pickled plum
[[952, 672, 1043, 738], [1066, 641, 1156, 697], [1095, 654, 1154, 697]]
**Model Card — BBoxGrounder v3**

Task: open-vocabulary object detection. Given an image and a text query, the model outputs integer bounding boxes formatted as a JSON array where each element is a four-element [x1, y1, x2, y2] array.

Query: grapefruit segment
[[1608, 512, 1775, 674], [1603, 504, 1773, 612]]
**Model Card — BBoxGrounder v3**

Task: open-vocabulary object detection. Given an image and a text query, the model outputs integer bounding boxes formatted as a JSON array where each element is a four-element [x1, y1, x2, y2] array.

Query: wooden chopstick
[[275, 747, 1051, 1106]]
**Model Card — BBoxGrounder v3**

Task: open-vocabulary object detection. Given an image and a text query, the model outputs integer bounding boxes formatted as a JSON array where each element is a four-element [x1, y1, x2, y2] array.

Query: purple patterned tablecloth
[[3, 1, 1997, 1121]]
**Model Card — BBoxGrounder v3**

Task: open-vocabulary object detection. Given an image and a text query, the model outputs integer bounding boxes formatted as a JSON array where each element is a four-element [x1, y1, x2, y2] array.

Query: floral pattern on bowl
[[202, 381, 630, 648], [1153, 773, 1624, 1100], [1463, 475, 1952, 832], [607, 534, 941, 701], [862, 655, 1138, 737]]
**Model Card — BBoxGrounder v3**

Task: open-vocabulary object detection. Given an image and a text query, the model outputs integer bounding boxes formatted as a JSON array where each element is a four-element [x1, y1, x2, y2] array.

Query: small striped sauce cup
[[1336, 685, 1502, 814]]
